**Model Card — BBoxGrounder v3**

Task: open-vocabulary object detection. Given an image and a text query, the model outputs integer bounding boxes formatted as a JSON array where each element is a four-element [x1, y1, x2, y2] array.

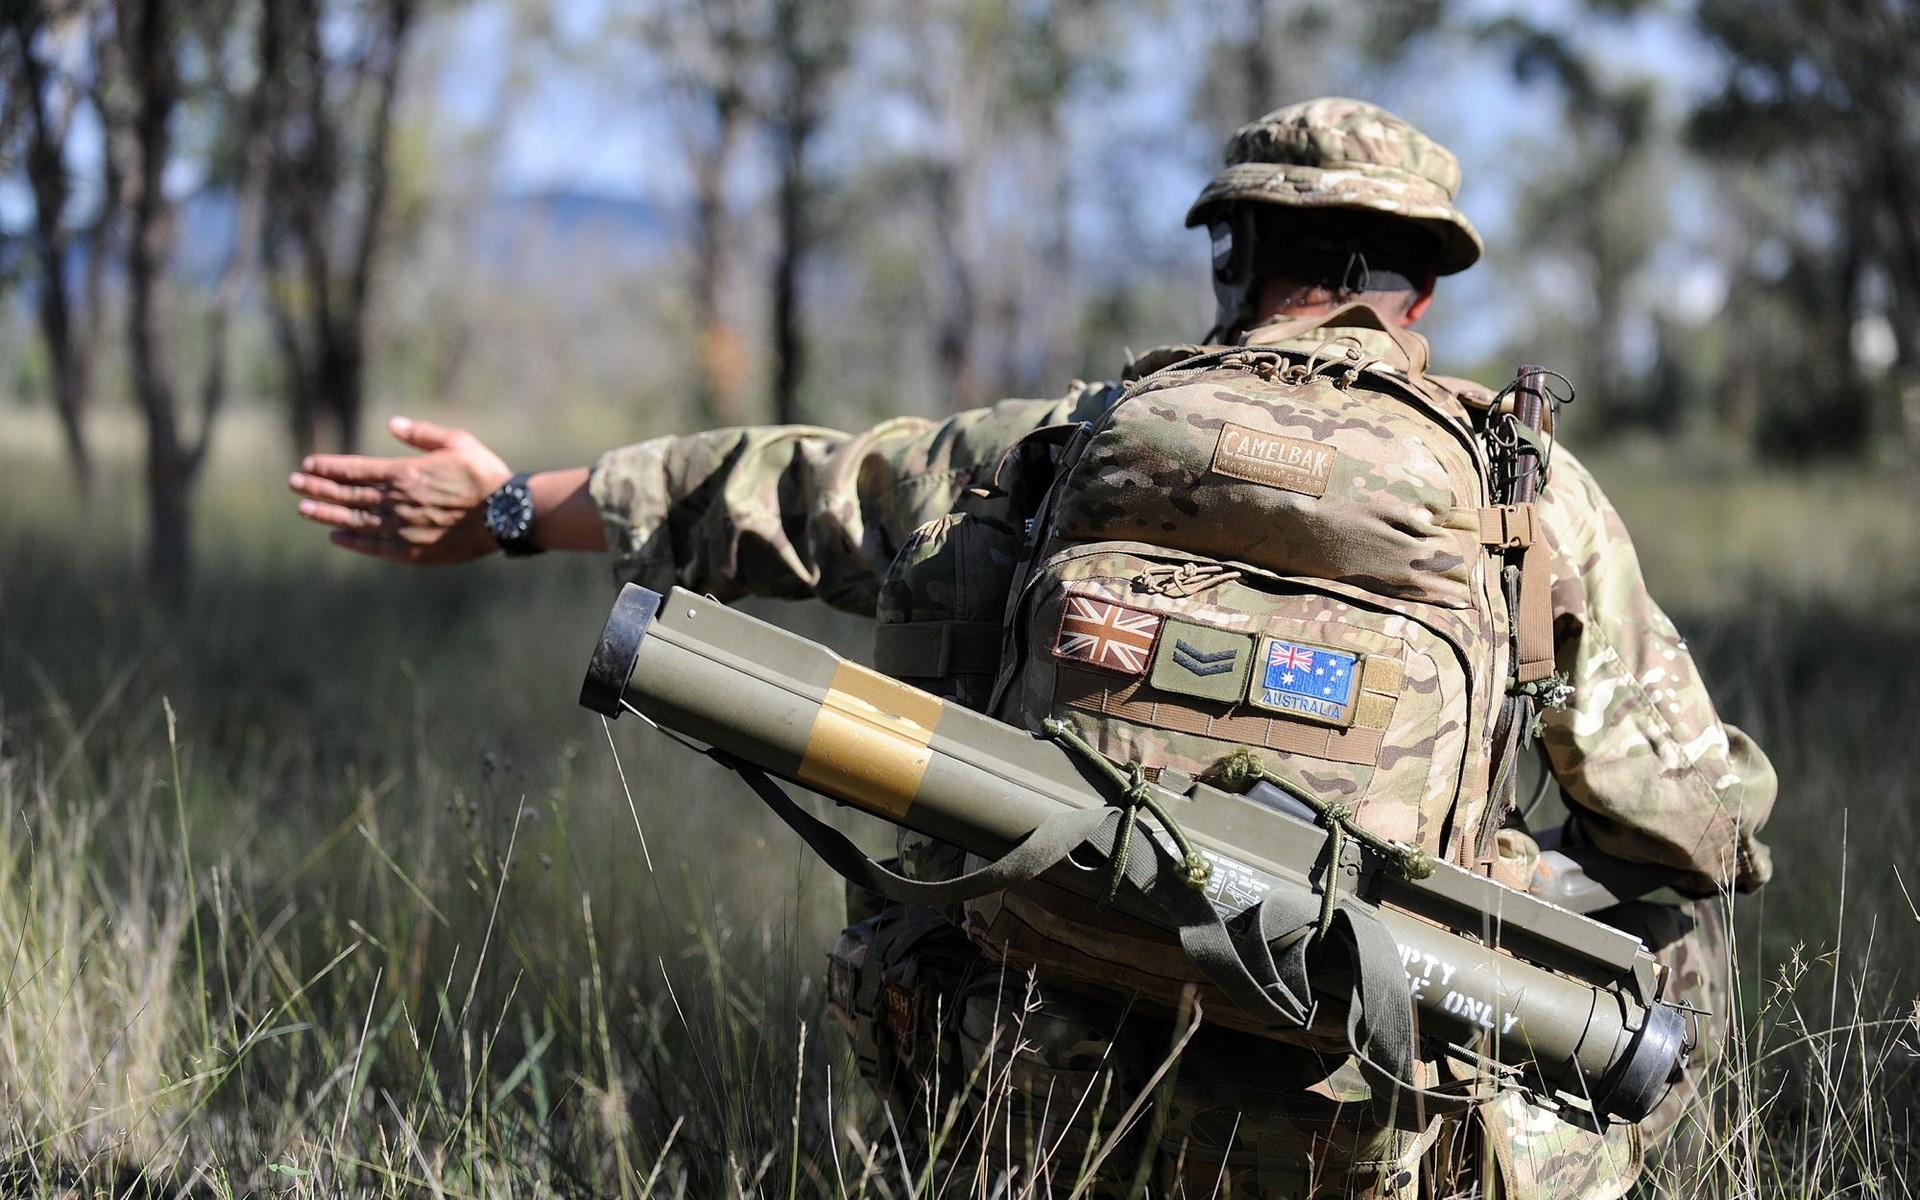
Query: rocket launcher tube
[[581, 584, 1689, 1123]]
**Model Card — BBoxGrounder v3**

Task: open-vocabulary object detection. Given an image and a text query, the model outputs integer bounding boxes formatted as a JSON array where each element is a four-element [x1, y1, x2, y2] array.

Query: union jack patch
[[1053, 596, 1162, 675]]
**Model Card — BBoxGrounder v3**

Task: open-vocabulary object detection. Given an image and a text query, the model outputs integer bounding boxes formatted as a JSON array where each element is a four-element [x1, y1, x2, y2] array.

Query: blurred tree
[[95, 0, 272, 600], [761, 0, 853, 426], [893, 0, 998, 411], [885, 0, 1134, 411], [374, 0, 550, 414], [1191, 0, 1445, 136], [0, 0, 113, 496], [646, 0, 759, 426], [260, 0, 421, 456], [1483, 18, 1670, 430], [0, 49, 20, 245], [0, 21, 19, 171], [993, 0, 1127, 394], [1688, 0, 1920, 460]]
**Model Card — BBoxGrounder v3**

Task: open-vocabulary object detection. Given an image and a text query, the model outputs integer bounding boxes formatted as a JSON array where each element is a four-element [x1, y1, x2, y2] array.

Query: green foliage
[[1684, 0, 1920, 459], [1472, 0, 1920, 463], [1, 444, 872, 1194]]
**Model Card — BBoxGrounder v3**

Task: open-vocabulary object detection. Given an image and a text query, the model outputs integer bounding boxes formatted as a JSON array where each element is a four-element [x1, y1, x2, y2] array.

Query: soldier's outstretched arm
[[587, 418, 928, 613], [588, 387, 1113, 615], [289, 389, 1102, 582], [1535, 446, 1776, 895]]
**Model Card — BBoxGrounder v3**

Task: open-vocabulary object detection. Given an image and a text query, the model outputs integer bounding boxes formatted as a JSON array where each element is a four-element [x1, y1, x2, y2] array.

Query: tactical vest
[[873, 311, 1555, 1030]]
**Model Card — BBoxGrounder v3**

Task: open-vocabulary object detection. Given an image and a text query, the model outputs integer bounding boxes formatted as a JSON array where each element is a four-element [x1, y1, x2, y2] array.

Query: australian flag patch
[[1250, 637, 1361, 727]]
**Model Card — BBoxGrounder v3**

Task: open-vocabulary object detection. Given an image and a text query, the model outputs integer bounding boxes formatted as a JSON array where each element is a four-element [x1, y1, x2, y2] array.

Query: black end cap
[[1597, 1001, 1691, 1122], [579, 584, 663, 717]]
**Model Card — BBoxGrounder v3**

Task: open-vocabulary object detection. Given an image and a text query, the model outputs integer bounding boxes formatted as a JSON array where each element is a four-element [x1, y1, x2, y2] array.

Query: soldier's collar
[[1240, 303, 1432, 381]]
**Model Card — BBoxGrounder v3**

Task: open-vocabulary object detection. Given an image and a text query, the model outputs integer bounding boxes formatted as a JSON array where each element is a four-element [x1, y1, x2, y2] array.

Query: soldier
[[289, 99, 1773, 1197]]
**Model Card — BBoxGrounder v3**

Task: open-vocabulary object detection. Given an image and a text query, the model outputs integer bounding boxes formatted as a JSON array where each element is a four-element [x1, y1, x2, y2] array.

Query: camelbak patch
[[1148, 619, 1254, 704], [1209, 423, 1336, 497], [1250, 637, 1360, 726], [1053, 596, 1161, 675]]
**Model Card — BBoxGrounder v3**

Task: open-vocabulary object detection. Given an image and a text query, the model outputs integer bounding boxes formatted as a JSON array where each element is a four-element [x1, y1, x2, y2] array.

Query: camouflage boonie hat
[[1186, 97, 1484, 276]]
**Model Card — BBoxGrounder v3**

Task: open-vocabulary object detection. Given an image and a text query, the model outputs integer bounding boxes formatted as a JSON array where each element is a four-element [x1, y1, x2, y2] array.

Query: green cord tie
[[1216, 748, 1435, 885], [1043, 719, 1213, 903], [1318, 817, 1347, 938]]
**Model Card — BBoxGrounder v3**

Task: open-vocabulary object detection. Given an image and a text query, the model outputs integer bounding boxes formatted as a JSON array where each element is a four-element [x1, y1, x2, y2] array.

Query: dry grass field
[[0, 410, 1916, 1197]]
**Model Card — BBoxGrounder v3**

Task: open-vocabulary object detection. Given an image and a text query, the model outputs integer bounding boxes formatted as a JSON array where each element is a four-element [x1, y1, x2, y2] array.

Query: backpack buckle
[[1478, 504, 1538, 550]]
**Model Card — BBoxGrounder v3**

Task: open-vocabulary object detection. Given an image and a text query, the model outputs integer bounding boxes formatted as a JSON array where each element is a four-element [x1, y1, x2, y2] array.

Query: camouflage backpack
[[873, 306, 1557, 1026]]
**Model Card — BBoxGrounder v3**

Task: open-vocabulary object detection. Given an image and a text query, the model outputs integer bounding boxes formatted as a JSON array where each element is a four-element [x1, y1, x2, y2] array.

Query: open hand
[[288, 416, 513, 565]]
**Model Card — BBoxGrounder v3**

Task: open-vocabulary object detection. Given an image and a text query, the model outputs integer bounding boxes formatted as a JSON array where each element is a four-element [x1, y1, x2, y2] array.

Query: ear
[[1399, 279, 1437, 326]]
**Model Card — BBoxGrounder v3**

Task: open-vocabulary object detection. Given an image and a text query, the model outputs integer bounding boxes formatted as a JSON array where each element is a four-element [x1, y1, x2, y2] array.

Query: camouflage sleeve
[[587, 386, 1115, 617], [1535, 447, 1776, 894]]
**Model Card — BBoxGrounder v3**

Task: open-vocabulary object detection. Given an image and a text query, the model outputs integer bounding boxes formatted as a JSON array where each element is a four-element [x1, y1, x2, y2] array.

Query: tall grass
[[0, 433, 1916, 1195], [0, 615, 861, 1196]]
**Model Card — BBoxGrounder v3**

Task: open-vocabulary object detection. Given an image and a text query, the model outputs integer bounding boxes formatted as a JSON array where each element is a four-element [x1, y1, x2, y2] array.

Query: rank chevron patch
[[1172, 641, 1237, 675], [1053, 596, 1162, 675], [1149, 618, 1254, 703]]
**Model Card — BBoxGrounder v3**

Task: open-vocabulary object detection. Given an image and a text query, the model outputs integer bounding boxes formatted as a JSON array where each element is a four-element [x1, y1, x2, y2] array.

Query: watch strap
[[485, 472, 546, 557]]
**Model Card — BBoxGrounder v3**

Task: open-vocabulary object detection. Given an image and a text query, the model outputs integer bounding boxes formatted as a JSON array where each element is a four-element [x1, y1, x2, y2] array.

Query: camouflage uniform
[[587, 100, 1773, 1198]]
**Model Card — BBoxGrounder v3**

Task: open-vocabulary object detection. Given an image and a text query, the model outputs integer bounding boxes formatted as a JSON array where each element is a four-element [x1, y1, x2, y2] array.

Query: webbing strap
[[987, 419, 1100, 715], [710, 750, 1482, 1118], [1055, 666, 1389, 766], [872, 621, 1005, 680], [718, 749, 1309, 1025], [715, 749, 1114, 909], [1476, 690, 1533, 866], [1514, 537, 1555, 682], [1478, 503, 1555, 684]]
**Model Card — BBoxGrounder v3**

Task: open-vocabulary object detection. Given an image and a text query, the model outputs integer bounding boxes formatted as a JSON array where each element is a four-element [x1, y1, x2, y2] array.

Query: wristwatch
[[481, 473, 546, 557]]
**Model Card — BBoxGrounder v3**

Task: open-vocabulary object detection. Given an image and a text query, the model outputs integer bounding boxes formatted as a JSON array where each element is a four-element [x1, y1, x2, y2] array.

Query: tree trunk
[[1040, 106, 1076, 388], [1818, 201, 1870, 456], [272, 278, 318, 457], [14, 13, 98, 497], [80, 18, 118, 446], [689, 114, 749, 426], [147, 449, 194, 606], [770, 127, 808, 427], [1242, 0, 1272, 114], [927, 157, 980, 412], [1888, 299, 1920, 466], [1715, 272, 1758, 454], [120, 0, 193, 602], [34, 206, 97, 495], [763, 0, 850, 426], [336, 0, 411, 452], [316, 325, 366, 453], [264, 0, 412, 455], [1874, 158, 1920, 462]]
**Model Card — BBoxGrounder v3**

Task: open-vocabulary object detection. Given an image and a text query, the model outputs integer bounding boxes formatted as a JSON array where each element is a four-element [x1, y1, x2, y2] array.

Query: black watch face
[[485, 480, 536, 545]]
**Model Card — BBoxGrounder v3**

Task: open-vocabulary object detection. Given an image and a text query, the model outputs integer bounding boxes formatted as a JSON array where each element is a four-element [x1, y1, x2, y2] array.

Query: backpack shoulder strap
[[1429, 372, 1499, 412], [1123, 343, 1213, 381]]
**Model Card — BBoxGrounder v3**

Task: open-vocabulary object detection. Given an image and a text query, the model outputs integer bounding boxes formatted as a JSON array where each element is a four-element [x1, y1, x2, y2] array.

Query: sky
[[459, 1, 1716, 211], [0, 0, 1732, 373], [422, 0, 1726, 364]]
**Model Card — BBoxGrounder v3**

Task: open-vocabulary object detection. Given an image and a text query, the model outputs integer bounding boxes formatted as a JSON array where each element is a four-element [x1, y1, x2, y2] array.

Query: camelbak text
[[1209, 422, 1337, 497]]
